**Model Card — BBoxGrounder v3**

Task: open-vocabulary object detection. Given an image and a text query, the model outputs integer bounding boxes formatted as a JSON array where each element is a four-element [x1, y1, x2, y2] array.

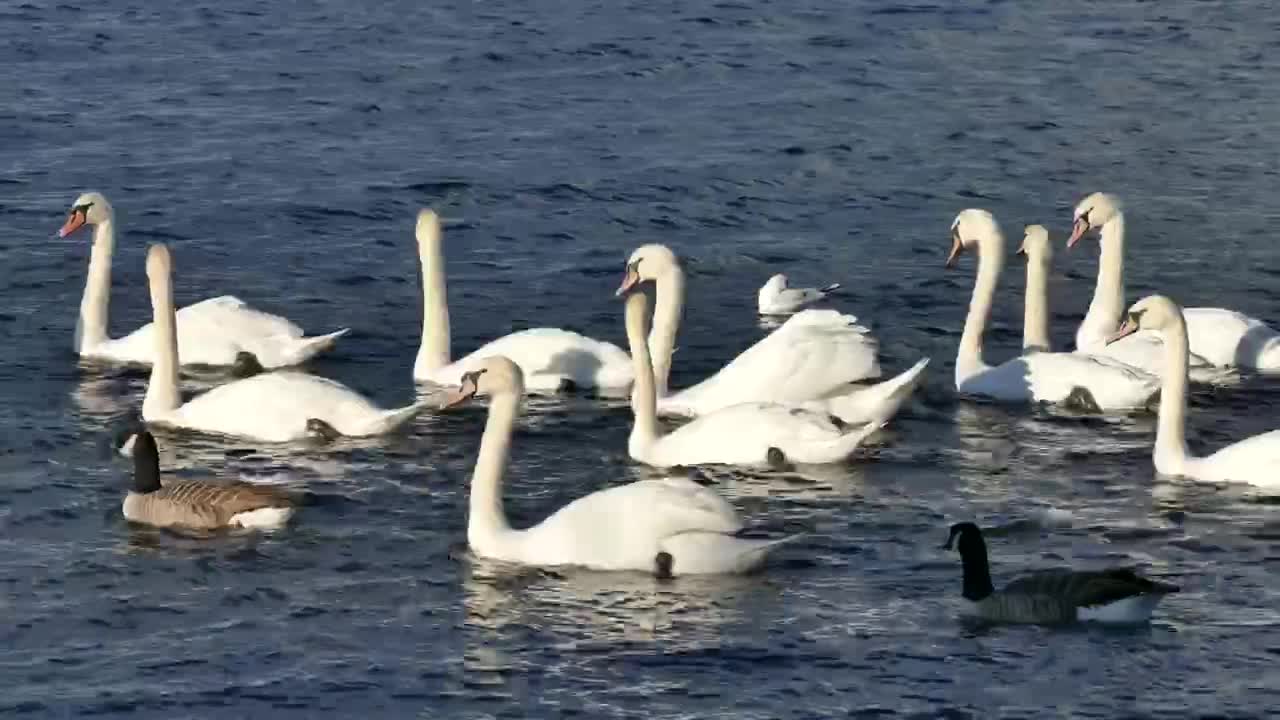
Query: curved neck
[[625, 291, 661, 454], [959, 538, 995, 602], [957, 232, 1004, 382], [648, 267, 685, 397], [415, 228, 451, 375], [77, 220, 115, 352], [468, 389, 517, 549], [1022, 253, 1051, 353], [143, 261, 181, 418], [1080, 214, 1126, 347], [1155, 311, 1192, 472]]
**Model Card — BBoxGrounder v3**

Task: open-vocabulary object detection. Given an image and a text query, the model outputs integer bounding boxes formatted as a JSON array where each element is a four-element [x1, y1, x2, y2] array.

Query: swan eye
[[951, 225, 961, 243], [1077, 207, 1092, 228]]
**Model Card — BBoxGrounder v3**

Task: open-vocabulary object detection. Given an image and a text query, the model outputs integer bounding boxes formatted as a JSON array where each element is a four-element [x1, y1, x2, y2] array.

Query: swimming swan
[[412, 209, 632, 393], [141, 244, 424, 442], [58, 191, 347, 368], [442, 355, 798, 576]]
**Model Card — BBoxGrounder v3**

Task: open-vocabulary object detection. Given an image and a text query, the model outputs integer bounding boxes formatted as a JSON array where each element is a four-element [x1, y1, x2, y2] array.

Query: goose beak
[[945, 233, 964, 269], [1066, 218, 1088, 249], [615, 267, 641, 297], [58, 208, 87, 238], [1105, 318, 1139, 345]]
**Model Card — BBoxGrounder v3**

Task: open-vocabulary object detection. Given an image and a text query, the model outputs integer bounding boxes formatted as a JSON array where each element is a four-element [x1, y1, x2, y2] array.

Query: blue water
[[3, 0, 1280, 716]]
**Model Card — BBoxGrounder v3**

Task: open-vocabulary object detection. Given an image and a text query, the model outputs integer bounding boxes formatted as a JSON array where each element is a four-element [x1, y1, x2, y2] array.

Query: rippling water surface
[[3, 0, 1280, 716]]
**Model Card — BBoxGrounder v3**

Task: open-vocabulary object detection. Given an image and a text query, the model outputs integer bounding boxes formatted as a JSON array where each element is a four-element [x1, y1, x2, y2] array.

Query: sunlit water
[[3, 0, 1280, 716]]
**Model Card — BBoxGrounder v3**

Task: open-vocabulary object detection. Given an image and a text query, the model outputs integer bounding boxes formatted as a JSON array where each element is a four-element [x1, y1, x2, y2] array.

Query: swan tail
[[818, 357, 930, 425], [659, 531, 803, 575], [276, 328, 351, 366], [354, 402, 427, 436]]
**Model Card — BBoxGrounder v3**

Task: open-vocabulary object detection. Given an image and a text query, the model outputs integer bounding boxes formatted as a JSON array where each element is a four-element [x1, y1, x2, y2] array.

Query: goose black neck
[[132, 431, 162, 494], [952, 524, 995, 601]]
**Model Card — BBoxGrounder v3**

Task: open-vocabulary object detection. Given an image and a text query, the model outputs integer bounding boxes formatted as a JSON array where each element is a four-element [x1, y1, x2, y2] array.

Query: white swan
[[141, 244, 424, 442], [947, 209, 1159, 410], [617, 244, 882, 418], [757, 273, 839, 315], [59, 192, 348, 368], [622, 285, 881, 467], [1108, 295, 1280, 488], [411, 210, 632, 393], [1069, 192, 1277, 373], [441, 356, 798, 576]]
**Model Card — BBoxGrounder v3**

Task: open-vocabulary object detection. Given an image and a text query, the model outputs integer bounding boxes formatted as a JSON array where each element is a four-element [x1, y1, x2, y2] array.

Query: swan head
[[616, 243, 679, 296], [146, 243, 173, 279], [1106, 294, 1181, 345], [1017, 224, 1052, 263], [946, 209, 1000, 268], [761, 273, 788, 294], [1067, 192, 1121, 248], [415, 208, 442, 251], [440, 356, 524, 408], [59, 191, 113, 238]]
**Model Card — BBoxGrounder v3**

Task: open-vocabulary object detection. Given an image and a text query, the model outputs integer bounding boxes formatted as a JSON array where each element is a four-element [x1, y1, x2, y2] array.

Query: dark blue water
[[4, 0, 1280, 716]]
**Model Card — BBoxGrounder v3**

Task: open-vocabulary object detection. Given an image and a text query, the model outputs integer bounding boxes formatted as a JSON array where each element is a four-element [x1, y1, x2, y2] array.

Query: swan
[[1107, 295, 1280, 487], [141, 244, 425, 442], [947, 209, 1159, 410], [1069, 192, 1278, 372], [58, 192, 348, 368], [943, 522, 1178, 624], [123, 430, 294, 530], [757, 274, 839, 315], [441, 355, 798, 576], [617, 244, 882, 418], [412, 209, 632, 394], [622, 284, 881, 468]]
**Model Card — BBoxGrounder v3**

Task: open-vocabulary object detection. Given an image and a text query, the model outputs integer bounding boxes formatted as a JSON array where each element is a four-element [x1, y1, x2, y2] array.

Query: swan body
[[757, 273, 839, 315], [947, 210, 1159, 410], [622, 288, 881, 467], [443, 356, 796, 576], [619, 245, 881, 417], [412, 210, 631, 393], [1069, 192, 1276, 374], [141, 244, 424, 442], [944, 522, 1177, 625], [60, 192, 347, 368], [124, 431, 294, 531], [1108, 295, 1280, 487]]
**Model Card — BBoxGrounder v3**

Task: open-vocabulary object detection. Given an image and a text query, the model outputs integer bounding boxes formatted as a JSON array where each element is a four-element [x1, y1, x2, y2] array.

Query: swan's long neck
[[415, 226, 451, 375], [625, 291, 661, 455], [468, 388, 518, 551], [1154, 311, 1192, 474], [1079, 214, 1126, 349], [77, 220, 115, 352], [1023, 252, 1051, 353], [957, 232, 1004, 383], [648, 267, 685, 397], [142, 258, 181, 418]]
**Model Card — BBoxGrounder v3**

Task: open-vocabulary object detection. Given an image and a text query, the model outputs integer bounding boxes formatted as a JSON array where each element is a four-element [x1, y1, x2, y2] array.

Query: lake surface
[[3, 0, 1280, 716]]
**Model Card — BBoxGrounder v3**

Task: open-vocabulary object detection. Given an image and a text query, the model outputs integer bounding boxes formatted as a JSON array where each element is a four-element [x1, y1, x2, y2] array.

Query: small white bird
[[757, 274, 840, 315]]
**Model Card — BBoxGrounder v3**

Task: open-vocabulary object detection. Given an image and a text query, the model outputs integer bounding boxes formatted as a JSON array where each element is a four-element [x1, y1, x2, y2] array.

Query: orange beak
[[615, 268, 641, 297], [440, 376, 480, 409], [59, 209, 87, 238], [945, 234, 964, 268], [1105, 318, 1139, 345], [1066, 218, 1088, 249]]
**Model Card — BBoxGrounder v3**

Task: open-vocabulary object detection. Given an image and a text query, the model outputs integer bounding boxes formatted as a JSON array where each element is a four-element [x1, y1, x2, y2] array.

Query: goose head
[[1106, 294, 1182, 344], [1018, 224, 1053, 263], [415, 208, 442, 252], [441, 356, 524, 408], [616, 243, 680, 296], [1067, 192, 1121, 248], [946, 209, 1001, 268], [58, 191, 113, 238]]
